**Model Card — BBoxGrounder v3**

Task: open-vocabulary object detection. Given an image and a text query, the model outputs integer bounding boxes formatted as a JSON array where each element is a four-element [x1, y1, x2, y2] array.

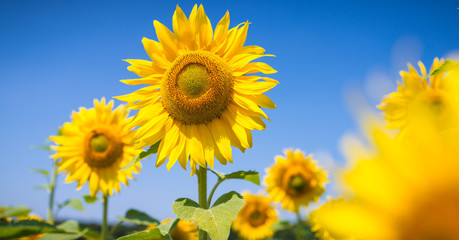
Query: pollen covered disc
[[84, 128, 123, 168], [161, 50, 233, 125]]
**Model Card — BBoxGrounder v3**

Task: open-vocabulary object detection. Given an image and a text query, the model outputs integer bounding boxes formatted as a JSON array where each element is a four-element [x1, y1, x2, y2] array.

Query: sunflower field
[[1, 1, 459, 240]]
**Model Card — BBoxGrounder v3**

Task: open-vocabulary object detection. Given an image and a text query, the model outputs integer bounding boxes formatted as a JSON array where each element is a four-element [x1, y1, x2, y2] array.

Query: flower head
[[378, 58, 459, 138], [264, 149, 327, 213], [50, 98, 141, 196], [116, 4, 277, 174], [232, 193, 278, 240], [312, 122, 459, 240]]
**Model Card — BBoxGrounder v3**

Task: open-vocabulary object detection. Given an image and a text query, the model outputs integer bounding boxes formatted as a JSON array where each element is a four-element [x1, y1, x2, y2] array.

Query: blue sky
[[1, 0, 458, 223]]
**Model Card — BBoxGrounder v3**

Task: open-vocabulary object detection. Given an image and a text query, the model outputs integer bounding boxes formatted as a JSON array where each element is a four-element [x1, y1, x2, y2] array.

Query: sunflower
[[232, 193, 278, 240], [378, 58, 459, 138], [146, 219, 198, 240], [309, 197, 354, 240], [264, 149, 327, 213], [50, 98, 141, 196], [115, 4, 277, 174], [312, 121, 459, 240]]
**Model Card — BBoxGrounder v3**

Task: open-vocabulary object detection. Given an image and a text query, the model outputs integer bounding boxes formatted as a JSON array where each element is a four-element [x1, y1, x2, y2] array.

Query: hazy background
[[1, 0, 458, 223]]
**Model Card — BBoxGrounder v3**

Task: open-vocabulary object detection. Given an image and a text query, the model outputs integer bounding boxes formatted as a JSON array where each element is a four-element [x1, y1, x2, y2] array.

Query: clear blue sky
[[1, 0, 458, 223]]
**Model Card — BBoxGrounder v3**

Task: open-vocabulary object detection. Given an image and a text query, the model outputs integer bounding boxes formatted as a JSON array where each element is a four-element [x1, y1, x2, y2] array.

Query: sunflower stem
[[197, 166, 208, 240], [102, 195, 109, 240], [47, 160, 57, 224], [295, 211, 304, 240]]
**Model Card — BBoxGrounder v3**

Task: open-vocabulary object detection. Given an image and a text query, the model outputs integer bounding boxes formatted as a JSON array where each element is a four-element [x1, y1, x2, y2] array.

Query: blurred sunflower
[[264, 149, 327, 213], [309, 197, 353, 240], [17, 214, 46, 240], [232, 193, 278, 240], [378, 58, 459, 138], [50, 98, 141, 196], [312, 122, 459, 240], [116, 4, 277, 174], [146, 219, 198, 240]]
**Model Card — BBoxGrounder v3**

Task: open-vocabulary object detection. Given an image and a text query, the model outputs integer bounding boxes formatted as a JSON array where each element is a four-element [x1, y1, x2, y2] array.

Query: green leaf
[[38, 230, 87, 240], [117, 228, 169, 240], [0, 219, 63, 239], [33, 184, 51, 192], [172, 191, 244, 240], [225, 170, 260, 185], [56, 220, 80, 233], [157, 218, 179, 236], [0, 206, 31, 218], [82, 195, 97, 204], [31, 145, 52, 151], [30, 169, 49, 177], [59, 199, 84, 212], [429, 59, 459, 76], [121, 141, 160, 171], [208, 169, 260, 185], [117, 209, 159, 226]]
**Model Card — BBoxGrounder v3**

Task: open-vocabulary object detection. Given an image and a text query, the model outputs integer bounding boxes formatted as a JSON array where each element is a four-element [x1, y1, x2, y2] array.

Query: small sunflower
[[264, 149, 327, 213], [116, 4, 277, 174], [378, 58, 459, 138], [232, 193, 278, 240], [146, 219, 198, 240], [50, 98, 141, 196], [17, 214, 46, 240]]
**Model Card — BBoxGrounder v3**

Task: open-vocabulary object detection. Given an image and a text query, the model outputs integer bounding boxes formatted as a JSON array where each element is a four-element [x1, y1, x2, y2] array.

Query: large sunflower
[[378, 58, 459, 138], [232, 193, 278, 240], [312, 122, 459, 240], [264, 149, 327, 213], [50, 98, 141, 196], [116, 4, 277, 174]]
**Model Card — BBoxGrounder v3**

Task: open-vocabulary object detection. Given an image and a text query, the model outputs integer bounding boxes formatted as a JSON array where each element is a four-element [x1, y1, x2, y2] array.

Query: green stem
[[197, 166, 208, 240], [47, 161, 57, 224], [207, 179, 222, 206], [295, 212, 303, 240], [109, 221, 123, 238], [102, 195, 109, 240]]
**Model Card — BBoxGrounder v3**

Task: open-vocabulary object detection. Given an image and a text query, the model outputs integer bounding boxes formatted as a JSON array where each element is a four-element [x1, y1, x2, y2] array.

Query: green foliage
[[58, 199, 84, 212], [0, 206, 31, 218], [157, 218, 179, 236], [31, 169, 50, 177], [33, 184, 51, 192], [0, 219, 63, 239], [271, 220, 292, 232], [430, 59, 459, 76], [117, 228, 169, 240], [83, 195, 97, 204], [122, 141, 161, 171], [172, 191, 244, 240], [117, 209, 159, 226], [208, 169, 260, 185], [38, 221, 87, 240]]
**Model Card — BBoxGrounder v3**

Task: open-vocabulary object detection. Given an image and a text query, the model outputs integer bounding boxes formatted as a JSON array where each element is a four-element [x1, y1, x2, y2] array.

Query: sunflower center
[[399, 190, 459, 240], [161, 50, 233, 125], [90, 134, 109, 153], [177, 63, 211, 98], [289, 175, 306, 193], [248, 209, 267, 227], [84, 129, 123, 168]]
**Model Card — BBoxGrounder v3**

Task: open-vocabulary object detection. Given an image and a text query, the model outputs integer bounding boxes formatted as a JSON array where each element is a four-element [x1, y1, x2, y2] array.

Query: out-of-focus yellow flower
[[146, 219, 198, 240], [50, 98, 141, 196], [17, 214, 46, 240], [312, 121, 459, 240], [116, 4, 277, 174], [310, 197, 355, 240], [264, 149, 327, 213], [378, 58, 459, 139], [232, 193, 278, 240]]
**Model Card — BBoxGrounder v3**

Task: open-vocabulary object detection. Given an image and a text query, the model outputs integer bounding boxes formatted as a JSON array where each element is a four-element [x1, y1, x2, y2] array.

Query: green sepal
[[121, 141, 160, 171], [428, 59, 459, 77], [172, 191, 244, 240], [82, 195, 97, 204]]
